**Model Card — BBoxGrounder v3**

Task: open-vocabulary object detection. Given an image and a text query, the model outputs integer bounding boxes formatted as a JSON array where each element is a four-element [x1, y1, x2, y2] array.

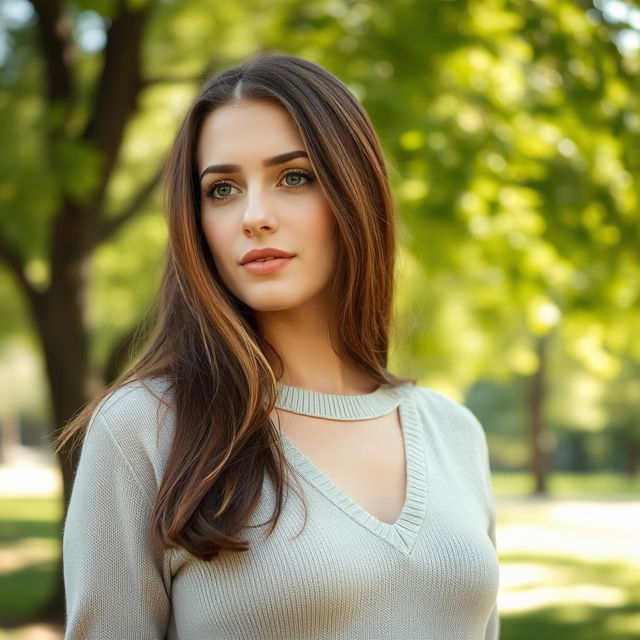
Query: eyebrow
[[199, 150, 309, 181]]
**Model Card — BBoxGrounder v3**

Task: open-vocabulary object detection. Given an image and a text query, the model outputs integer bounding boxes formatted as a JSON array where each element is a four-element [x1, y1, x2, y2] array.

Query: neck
[[256, 296, 378, 395]]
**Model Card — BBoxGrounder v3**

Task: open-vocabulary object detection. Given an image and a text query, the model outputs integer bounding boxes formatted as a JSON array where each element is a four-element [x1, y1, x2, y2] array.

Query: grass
[[0, 472, 638, 639], [495, 494, 640, 640], [0, 498, 62, 626], [491, 471, 640, 499]]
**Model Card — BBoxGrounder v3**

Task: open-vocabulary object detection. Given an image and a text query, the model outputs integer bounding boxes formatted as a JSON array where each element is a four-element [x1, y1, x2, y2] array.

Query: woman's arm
[[484, 514, 500, 640], [62, 411, 171, 639], [478, 416, 500, 640]]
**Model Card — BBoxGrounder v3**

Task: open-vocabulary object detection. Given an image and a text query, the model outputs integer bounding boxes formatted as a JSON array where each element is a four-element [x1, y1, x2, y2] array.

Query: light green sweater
[[63, 377, 500, 639]]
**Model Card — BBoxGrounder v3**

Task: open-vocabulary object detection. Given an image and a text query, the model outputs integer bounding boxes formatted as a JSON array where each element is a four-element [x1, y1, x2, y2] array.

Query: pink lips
[[242, 256, 293, 275], [240, 247, 295, 264]]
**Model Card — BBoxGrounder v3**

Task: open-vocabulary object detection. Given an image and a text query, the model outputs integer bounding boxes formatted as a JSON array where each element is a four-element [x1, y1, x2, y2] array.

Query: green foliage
[[0, 0, 638, 465]]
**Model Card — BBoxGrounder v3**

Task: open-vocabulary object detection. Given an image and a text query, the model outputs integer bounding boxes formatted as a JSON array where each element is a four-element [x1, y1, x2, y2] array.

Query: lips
[[240, 247, 295, 264], [242, 256, 293, 275]]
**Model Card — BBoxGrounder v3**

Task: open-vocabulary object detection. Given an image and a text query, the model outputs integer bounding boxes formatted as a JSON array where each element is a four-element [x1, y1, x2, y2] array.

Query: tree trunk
[[527, 334, 550, 496], [1, 0, 152, 627], [26, 205, 101, 625], [624, 440, 640, 477]]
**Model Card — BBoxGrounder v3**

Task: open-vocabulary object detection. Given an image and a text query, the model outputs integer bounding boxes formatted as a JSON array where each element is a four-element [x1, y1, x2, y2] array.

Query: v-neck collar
[[275, 381, 429, 555]]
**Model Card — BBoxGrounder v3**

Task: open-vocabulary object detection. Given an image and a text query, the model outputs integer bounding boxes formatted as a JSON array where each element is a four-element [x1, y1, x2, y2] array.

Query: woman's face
[[196, 100, 337, 313]]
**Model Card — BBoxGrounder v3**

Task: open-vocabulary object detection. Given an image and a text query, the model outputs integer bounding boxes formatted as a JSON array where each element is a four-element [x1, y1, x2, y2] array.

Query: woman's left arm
[[479, 416, 500, 640], [484, 514, 500, 639], [463, 405, 501, 640]]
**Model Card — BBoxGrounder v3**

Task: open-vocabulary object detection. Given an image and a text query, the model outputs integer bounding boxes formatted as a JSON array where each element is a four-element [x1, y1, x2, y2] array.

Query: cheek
[[304, 202, 336, 251], [201, 215, 231, 269]]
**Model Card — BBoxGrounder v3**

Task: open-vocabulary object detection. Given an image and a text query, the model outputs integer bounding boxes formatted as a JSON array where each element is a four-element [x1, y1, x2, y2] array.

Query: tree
[[1, 0, 168, 621], [1, 0, 639, 623]]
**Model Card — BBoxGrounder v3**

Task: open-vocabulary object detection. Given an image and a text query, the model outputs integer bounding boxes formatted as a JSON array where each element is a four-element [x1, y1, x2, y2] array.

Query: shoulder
[[95, 375, 175, 430], [409, 383, 488, 451], [409, 384, 494, 505], [84, 375, 176, 491]]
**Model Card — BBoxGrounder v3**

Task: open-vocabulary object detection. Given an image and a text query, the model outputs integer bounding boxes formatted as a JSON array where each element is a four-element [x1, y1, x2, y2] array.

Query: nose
[[242, 181, 277, 236]]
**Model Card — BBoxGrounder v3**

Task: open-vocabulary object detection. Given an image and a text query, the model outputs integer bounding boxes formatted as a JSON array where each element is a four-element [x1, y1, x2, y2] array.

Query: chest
[[271, 407, 407, 525]]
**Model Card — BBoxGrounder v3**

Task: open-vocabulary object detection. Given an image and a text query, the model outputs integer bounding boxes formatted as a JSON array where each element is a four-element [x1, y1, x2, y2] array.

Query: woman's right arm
[[63, 411, 171, 639]]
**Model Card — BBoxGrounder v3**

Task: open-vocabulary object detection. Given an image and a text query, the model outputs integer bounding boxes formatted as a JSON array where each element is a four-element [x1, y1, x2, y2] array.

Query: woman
[[57, 51, 500, 639]]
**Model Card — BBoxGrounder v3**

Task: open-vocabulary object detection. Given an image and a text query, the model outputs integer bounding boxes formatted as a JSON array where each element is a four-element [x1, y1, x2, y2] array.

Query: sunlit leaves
[[0, 0, 637, 444]]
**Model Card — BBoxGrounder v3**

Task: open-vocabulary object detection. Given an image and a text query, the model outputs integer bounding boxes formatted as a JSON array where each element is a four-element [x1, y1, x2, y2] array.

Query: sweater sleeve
[[472, 410, 501, 640], [484, 517, 500, 640], [62, 411, 170, 639]]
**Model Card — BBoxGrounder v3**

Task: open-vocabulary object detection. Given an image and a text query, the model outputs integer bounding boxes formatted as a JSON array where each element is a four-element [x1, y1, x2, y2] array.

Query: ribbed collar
[[274, 380, 412, 420]]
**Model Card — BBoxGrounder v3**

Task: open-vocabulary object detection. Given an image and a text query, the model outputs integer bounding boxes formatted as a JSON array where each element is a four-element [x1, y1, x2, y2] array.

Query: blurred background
[[0, 0, 638, 638]]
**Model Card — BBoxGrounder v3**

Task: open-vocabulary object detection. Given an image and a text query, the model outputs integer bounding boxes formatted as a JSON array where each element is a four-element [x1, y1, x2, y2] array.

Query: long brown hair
[[54, 50, 416, 560]]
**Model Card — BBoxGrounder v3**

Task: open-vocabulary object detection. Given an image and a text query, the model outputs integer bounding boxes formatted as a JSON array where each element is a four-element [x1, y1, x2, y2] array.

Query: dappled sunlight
[[499, 561, 567, 589], [545, 500, 640, 532], [0, 466, 60, 498], [499, 521, 639, 563], [496, 498, 640, 564], [499, 582, 628, 614], [496, 497, 640, 624], [0, 0, 638, 636], [0, 538, 58, 574], [0, 625, 61, 640]]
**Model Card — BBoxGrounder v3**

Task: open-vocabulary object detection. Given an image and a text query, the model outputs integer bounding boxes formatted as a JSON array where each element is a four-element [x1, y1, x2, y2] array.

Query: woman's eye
[[281, 170, 315, 188], [206, 182, 237, 200], [205, 171, 314, 201]]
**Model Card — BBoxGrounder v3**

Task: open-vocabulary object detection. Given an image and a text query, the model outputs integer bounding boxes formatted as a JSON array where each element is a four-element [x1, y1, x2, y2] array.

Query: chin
[[225, 278, 329, 313], [253, 303, 298, 313], [242, 297, 302, 312], [238, 287, 319, 313]]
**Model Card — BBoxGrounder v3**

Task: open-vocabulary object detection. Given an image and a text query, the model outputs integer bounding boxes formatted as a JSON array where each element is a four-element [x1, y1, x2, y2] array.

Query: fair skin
[[197, 99, 377, 395], [196, 99, 407, 524]]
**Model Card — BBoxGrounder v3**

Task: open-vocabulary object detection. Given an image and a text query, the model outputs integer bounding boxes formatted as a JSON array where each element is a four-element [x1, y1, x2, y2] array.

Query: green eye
[[214, 184, 233, 197], [205, 170, 315, 202], [284, 173, 304, 186], [206, 181, 237, 200], [282, 170, 315, 188]]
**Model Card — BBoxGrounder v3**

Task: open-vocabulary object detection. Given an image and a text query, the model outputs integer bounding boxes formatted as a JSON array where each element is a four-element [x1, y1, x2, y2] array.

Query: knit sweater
[[62, 377, 500, 639]]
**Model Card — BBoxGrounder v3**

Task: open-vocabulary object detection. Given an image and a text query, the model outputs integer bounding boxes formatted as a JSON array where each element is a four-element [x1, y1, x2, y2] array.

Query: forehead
[[197, 100, 305, 167]]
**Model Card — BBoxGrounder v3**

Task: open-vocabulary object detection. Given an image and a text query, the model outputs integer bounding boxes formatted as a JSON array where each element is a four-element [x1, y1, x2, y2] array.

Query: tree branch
[[82, 0, 154, 215], [0, 232, 39, 302], [93, 166, 162, 247], [91, 52, 224, 247], [30, 0, 75, 111]]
